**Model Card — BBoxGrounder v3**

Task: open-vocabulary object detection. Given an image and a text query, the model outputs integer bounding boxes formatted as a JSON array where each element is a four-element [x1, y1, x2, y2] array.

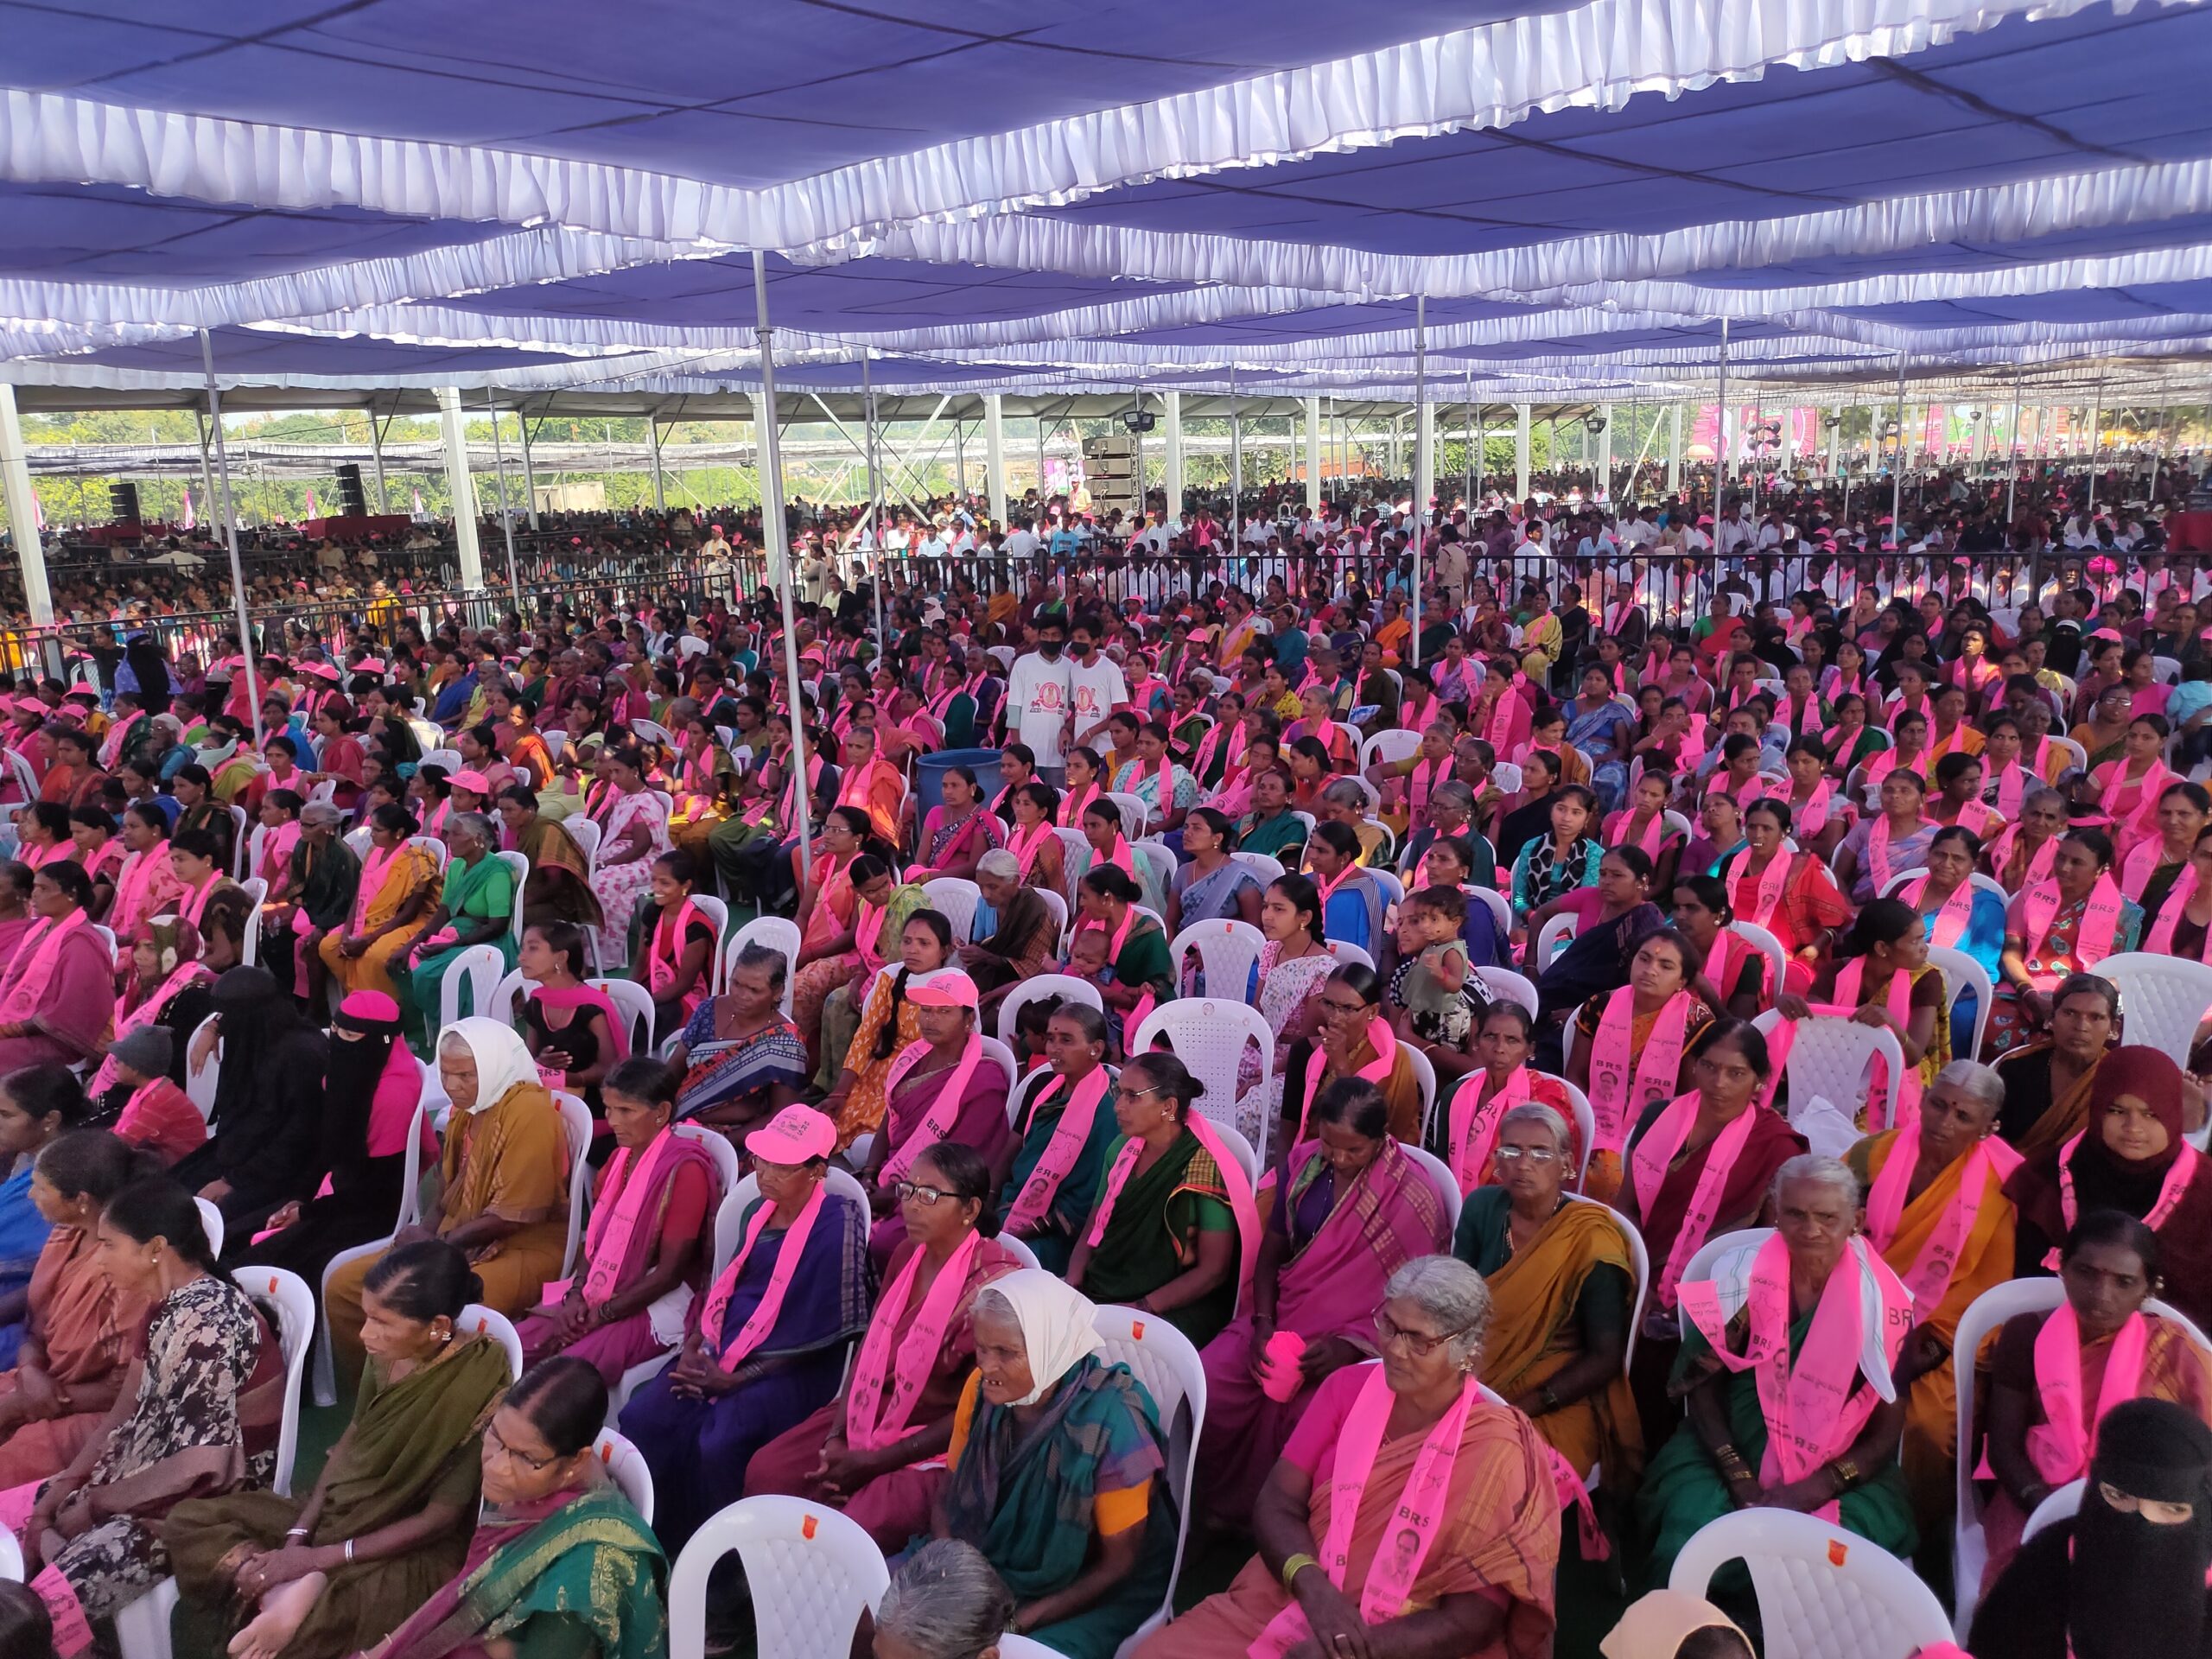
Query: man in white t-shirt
[[1065, 615, 1130, 753], [1001, 518, 1040, 561], [1004, 615, 1076, 779]]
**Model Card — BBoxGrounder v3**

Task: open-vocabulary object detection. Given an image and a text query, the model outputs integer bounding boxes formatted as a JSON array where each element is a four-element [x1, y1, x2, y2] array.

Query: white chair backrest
[[724, 914, 803, 1019], [1363, 728, 1423, 772], [1169, 918, 1266, 1005], [714, 1169, 872, 1275], [1472, 964, 1539, 1015], [185, 1011, 222, 1120], [1567, 1192, 1649, 1370], [489, 968, 531, 1030], [1558, 1078, 1599, 1188], [1683, 1226, 1771, 1295], [594, 1428, 657, 1524], [995, 972, 1105, 1046], [236, 875, 268, 965], [0, 1521, 17, 1581], [919, 876, 982, 945], [423, 747, 466, 776], [343, 824, 372, 860], [1727, 919, 1789, 1008], [667, 1495, 887, 1659], [1399, 1142, 1462, 1235], [409, 833, 450, 871], [588, 976, 658, 1056], [1751, 1009, 1904, 1136], [1034, 885, 1069, 945], [1926, 943, 1995, 1065], [495, 849, 530, 941], [1669, 1509, 1956, 1659], [459, 1304, 525, 1382], [553, 1091, 594, 1274], [1090, 1305, 1206, 1640], [1470, 885, 1513, 943], [2023, 1478, 2087, 1542], [1368, 865, 1404, 909], [437, 943, 508, 1029], [235, 1266, 315, 1497], [979, 1034, 1020, 1099], [1104, 791, 1148, 841], [1325, 939, 1374, 971], [1128, 998, 1274, 1151], [195, 1196, 225, 1258], [2100, 951, 2212, 1068], [672, 1122, 743, 1198], [1535, 912, 1577, 969], [566, 816, 603, 864], [1230, 849, 1285, 885]]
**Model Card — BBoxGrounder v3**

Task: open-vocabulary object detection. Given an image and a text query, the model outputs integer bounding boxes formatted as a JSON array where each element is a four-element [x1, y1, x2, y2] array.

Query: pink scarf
[[1727, 847, 1794, 933], [1903, 872, 1978, 950], [2099, 759, 2174, 843], [2121, 837, 2187, 904], [1791, 781, 1835, 836], [0, 909, 86, 1022], [1628, 1092, 1763, 1309], [880, 1035, 986, 1183], [87, 961, 213, 1095], [1004, 1067, 1113, 1234], [2024, 1303, 2150, 1487], [700, 1182, 826, 1365], [1087, 1114, 1262, 1310], [108, 847, 177, 944], [1249, 1364, 1478, 1659], [1993, 760, 2031, 818], [1058, 780, 1101, 830], [1587, 988, 1691, 1154], [2145, 862, 2212, 959], [574, 1128, 689, 1302], [2020, 873, 2126, 985], [1679, 1233, 1913, 1523], [844, 1230, 984, 1452], [646, 899, 707, 1018], [1864, 1125, 2022, 1313], [1866, 812, 1915, 893], [2056, 1129, 2202, 1251], [1007, 819, 1055, 882], [1606, 808, 1671, 861], [1990, 824, 2059, 893], [1446, 1065, 1530, 1195]]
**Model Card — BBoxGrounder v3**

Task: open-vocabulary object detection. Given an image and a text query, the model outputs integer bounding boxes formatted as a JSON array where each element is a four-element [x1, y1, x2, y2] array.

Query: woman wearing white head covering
[[323, 1016, 573, 1386], [917, 1268, 1178, 1659]]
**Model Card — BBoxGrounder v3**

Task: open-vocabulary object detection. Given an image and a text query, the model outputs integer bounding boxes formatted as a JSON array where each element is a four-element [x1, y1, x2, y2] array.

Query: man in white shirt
[[1065, 614, 1130, 753], [1001, 517, 1040, 561], [1004, 616, 1076, 780]]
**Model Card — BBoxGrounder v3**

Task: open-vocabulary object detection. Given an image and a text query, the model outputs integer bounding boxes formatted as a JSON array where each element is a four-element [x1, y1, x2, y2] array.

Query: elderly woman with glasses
[[1635, 1154, 1917, 1592], [1134, 1255, 1561, 1659], [395, 810, 518, 1047]]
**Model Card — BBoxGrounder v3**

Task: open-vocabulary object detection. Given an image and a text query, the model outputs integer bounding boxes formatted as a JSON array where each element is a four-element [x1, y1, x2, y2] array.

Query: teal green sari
[[383, 1483, 665, 1659], [403, 853, 518, 1040]]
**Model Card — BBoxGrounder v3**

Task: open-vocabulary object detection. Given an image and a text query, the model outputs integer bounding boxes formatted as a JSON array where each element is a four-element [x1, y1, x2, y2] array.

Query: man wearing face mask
[[1065, 613, 1130, 756], [1006, 616, 1076, 784], [1970, 1395, 2212, 1657]]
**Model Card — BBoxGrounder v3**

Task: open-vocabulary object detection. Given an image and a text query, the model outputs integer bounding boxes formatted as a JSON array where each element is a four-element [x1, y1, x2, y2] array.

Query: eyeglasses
[[484, 1421, 558, 1471], [892, 1180, 957, 1206], [1373, 1312, 1476, 1358], [1492, 1145, 1559, 1165], [1319, 998, 1370, 1017], [1113, 1085, 1165, 1104]]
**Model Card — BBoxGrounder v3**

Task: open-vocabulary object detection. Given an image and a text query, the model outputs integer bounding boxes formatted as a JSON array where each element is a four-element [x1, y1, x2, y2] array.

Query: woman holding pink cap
[[621, 1103, 868, 1552], [858, 970, 1013, 1266]]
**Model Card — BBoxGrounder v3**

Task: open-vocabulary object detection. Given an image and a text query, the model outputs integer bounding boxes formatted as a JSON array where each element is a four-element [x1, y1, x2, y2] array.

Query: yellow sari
[[320, 842, 440, 997]]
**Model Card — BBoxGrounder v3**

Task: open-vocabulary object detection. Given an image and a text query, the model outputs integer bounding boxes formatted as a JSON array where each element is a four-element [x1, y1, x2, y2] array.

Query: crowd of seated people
[[8, 456, 2212, 1659]]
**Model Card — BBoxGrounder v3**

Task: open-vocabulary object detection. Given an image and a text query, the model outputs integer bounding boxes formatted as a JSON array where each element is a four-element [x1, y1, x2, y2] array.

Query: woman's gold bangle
[[1281, 1553, 1320, 1592]]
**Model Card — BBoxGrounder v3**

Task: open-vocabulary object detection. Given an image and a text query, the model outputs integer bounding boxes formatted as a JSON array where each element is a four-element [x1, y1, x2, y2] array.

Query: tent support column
[[201, 333, 264, 747], [484, 389, 521, 601], [1668, 404, 1683, 493], [194, 407, 219, 524], [0, 385, 53, 631], [435, 386, 486, 596], [1412, 293, 1431, 667], [2005, 372, 2023, 525], [1229, 377, 1242, 541], [1716, 318, 1730, 492], [1304, 396, 1322, 512], [1035, 410, 1048, 504], [367, 400, 389, 512], [2088, 377, 2106, 514], [648, 415, 666, 512], [1891, 354, 1908, 541], [1514, 404, 1531, 501], [1468, 389, 1480, 507], [1164, 393, 1184, 517], [983, 393, 1007, 529], [517, 406, 539, 531], [1597, 402, 1613, 501], [753, 250, 811, 890], [863, 354, 886, 650]]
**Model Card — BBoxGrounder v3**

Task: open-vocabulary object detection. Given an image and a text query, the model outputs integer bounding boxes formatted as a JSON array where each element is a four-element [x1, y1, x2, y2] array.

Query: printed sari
[[1080, 1128, 1243, 1348], [317, 841, 439, 999], [1197, 1139, 1452, 1522], [672, 1002, 810, 1127], [0, 1226, 139, 1485], [512, 814, 603, 931]]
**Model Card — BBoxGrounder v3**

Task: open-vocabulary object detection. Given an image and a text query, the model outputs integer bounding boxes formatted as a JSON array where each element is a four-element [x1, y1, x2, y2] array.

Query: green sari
[[1634, 1303, 1916, 1595], [408, 852, 519, 1006], [997, 1070, 1123, 1274], [166, 1334, 511, 1659], [939, 1355, 1176, 1659], [1080, 1128, 1238, 1346], [381, 1482, 666, 1659]]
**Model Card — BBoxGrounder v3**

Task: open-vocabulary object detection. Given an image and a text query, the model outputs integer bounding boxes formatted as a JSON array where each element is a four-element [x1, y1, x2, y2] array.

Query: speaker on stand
[[335, 463, 368, 518], [108, 482, 142, 526]]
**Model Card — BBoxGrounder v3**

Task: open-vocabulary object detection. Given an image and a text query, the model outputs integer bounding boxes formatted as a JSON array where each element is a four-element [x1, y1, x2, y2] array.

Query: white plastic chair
[[1567, 1192, 1649, 1370], [1325, 939, 1375, 971], [495, 849, 531, 943], [233, 1267, 315, 1496], [589, 976, 658, 1055], [1199, 1118, 1262, 1191], [1470, 885, 1512, 943], [236, 875, 267, 966], [490, 967, 531, 1029], [2049, 735, 2090, 777], [194, 1196, 224, 1259], [1559, 1078, 1599, 1188], [566, 816, 603, 864], [1751, 1009, 1904, 1134], [1362, 728, 1423, 772], [1404, 1045, 1437, 1145], [995, 972, 1105, 1046], [185, 1011, 221, 1119], [995, 1232, 1042, 1270], [1399, 1141, 1462, 1235], [458, 1303, 525, 1381], [437, 943, 508, 1028], [423, 747, 466, 777], [0, 1520, 18, 1580], [673, 1120, 743, 1198], [552, 1090, 594, 1274], [1129, 998, 1274, 1150], [1683, 1225, 1772, 1294], [595, 1428, 657, 1523], [2098, 951, 2212, 1068], [1091, 1305, 1207, 1659], [920, 876, 982, 944], [1535, 912, 1577, 969], [1472, 964, 1539, 1015], [724, 914, 803, 1018], [1169, 918, 1265, 1004], [1928, 943, 1995, 1064], [669, 1496, 887, 1659], [1103, 791, 1149, 841], [1230, 849, 1284, 884], [1670, 1509, 1956, 1659], [409, 832, 450, 872], [2022, 1478, 2086, 1542]]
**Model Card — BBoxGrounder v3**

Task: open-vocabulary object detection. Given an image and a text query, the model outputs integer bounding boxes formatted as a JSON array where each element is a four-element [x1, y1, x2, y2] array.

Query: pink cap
[[744, 1104, 836, 1165], [355, 658, 387, 675], [65, 680, 98, 699], [906, 969, 980, 1009], [448, 769, 493, 794]]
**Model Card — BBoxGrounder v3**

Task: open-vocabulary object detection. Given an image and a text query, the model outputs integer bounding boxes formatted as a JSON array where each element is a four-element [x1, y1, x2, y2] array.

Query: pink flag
[[411, 488, 425, 517], [306, 488, 319, 519], [32, 493, 43, 532], [181, 488, 195, 531]]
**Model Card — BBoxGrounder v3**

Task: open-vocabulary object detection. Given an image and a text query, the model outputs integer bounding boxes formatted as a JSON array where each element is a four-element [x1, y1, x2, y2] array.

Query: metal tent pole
[[2005, 371, 2023, 525], [863, 353, 887, 653], [1412, 293, 1429, 666], [485, 389, 521, 601], [517, 405, 539, 531], [1892, 353, 1908, 543], [754, 250, 812, 890], [194, 408, 219, 519], [1229, 374, 1242, 540], [1716, 318, 1730, 493], [198, 329, 263, 748], [2088, 376, 2106, 515]]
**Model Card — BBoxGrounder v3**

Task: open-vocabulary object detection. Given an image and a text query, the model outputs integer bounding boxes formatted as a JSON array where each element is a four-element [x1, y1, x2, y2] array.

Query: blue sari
[[0, 1161, 53, 1368], [1921, 886, 2009, 1042], [1567, 697, 1635, 814]]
